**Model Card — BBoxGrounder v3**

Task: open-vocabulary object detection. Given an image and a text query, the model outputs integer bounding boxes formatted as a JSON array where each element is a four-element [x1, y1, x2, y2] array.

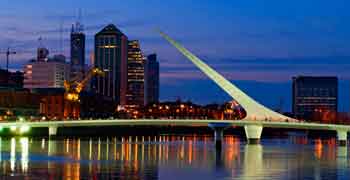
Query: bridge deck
[[0, 119, 349, 132]]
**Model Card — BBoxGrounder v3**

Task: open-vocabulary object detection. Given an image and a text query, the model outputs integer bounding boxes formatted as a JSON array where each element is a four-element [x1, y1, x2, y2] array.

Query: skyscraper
[[292, 76, 338, 121], [70, 21, 85, 81], [144, 54, 159, 105], [126, 40, 145, 108], [94, 24, 128, 105]]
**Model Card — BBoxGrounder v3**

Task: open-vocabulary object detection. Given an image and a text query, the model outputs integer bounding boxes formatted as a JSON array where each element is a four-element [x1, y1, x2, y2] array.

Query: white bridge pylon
[[160, 31, 297, 122]]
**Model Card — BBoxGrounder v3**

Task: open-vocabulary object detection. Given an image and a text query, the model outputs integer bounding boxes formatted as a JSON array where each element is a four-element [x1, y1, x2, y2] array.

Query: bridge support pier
[[244, 125, 263, 144], [208, 123, 231, 151], [337, 130, 348, 146], [214, 128, 224, 150], [48, 126, 58, 136]]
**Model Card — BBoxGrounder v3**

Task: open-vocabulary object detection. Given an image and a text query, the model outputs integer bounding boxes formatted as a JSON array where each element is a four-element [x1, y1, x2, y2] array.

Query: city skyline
[[1, 0, 350, 111]]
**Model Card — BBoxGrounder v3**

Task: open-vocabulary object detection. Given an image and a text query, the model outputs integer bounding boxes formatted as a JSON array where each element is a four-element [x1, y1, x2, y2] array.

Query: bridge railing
[[1, 116, 349, 127]]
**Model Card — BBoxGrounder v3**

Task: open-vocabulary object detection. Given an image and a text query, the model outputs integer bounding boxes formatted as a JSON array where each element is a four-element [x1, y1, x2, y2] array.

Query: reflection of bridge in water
[[0, 31, 349, 148], [0, 136, 347, 179]]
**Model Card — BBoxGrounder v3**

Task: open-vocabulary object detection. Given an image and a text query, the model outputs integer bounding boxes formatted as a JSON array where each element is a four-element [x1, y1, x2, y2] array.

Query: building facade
[[32, 88, 67, 120], [94, 24, 128, 105], [143, 100, 245, 120], [0, 69, 23, 88], [144, 54, 159, 105], [70, 21, 85, 81], [292, 76, 338, 122], [126, 40, 145, 108], [23, 48, 70, 89], [0, 88, 39, 119]]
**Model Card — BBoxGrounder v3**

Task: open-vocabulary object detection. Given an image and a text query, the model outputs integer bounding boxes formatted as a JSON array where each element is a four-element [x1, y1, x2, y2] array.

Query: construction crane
[[0, 47, 16, 72], [64, 67, 105, 102], [0, 47, 16, 85]]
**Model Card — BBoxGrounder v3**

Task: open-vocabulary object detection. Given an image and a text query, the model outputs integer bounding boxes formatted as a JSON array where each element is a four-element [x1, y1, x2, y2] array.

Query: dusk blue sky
[[1, 0, 350, 111]]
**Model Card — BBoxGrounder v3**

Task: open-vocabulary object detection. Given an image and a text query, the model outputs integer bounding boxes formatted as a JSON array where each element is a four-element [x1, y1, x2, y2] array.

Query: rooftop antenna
[[77, 8, 84, 32], [38, 36, 44, 48]]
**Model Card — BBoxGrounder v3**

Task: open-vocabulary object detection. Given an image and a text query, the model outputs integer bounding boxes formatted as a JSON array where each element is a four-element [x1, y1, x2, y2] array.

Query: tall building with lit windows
[[292, 76, 338, 121], [94, 24, 128, 105], [144, 54, 159, 105], [70, 21, 85, 81], [126, 40, 145, 108]]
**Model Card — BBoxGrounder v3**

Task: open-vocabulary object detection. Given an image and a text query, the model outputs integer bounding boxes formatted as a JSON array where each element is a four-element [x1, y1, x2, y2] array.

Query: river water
[[0, 135, 348, 179]]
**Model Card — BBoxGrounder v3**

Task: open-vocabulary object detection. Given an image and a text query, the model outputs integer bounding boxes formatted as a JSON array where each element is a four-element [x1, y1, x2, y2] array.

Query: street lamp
[[18, 117, 25, 122]]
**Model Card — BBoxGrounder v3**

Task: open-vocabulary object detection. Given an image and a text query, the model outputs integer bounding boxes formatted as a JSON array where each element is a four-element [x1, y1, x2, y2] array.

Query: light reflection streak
[[134, 142, 138, 170], [89, 138, 92, 160], [242, 144, 263, 179], [141, 137, 144, 163], [41, 138, 45, 150], [121, 138, 124, 161], [128, 138, 131, 161], [65, 138, 70, 153], [337, 146, 348, 176], [106, 138, 109, 160], [158, 137, 162, 162], [0, 138, 2, 163], [88, 138, 92, 175], [20, 137, 29, 173], [114, 137, 117, 161], [47, 138, 57, 176], [97, 138, 101, 160], [314, 139, 323, 159], [152, 141, 156, 161], [188, 140, 193, 164], [77, 138, 81, 160], [148, 140, 151, 161], [180, 137, 185, 160], [10, 138, 15, 172]]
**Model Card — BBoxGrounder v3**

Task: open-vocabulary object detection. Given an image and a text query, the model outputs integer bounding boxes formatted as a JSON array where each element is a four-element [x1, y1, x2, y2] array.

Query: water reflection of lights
[[47, 138, 57, 174], [48, 138, 56, 156], [141, 136, 144, 162], [314, 139, 323, 159], [40, 135, 243, 168], [105, 138, 108, 160], [242, 144, 263, 179], [127, 138, 131, 161], [0, 138, 2, 163], [20, 137, 29, 173], [0, 135, 346, 179], [188, 140, 193, 164], [41, 138, 45, 150], [98, 138, 101, 160], [89, 138, 92, 160], [315, 138, 337, 161], [77, 138, 81, 160], [65, 138, 70, 153], [9, 138, 30, 173], [134, 141, 138, 170], [337, 146, 348, 171], [290, 136, 308, 145], [10, 138, 15, 172]]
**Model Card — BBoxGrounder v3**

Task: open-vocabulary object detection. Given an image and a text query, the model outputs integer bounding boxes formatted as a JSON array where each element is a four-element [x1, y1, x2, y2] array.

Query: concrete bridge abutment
[[244, 125, 263, 144], [48, 126, 58, 136], [337, 130, 348, 146]]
